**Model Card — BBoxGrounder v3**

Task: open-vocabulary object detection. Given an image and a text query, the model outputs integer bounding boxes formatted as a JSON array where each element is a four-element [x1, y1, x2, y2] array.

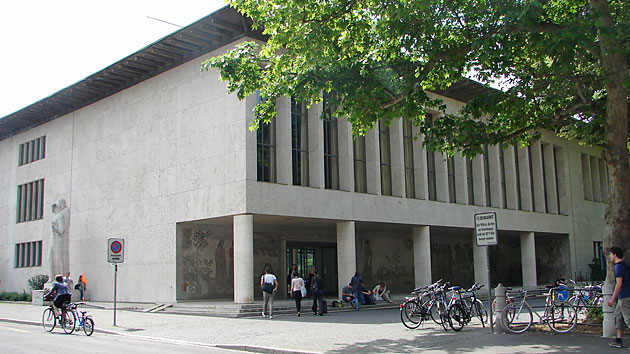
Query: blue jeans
[[352, 290, 365, 309]]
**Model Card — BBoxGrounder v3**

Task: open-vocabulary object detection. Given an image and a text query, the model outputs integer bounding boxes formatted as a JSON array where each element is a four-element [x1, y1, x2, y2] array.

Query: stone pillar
[[473, 233, 490, 289], [233, 214, 254, 303], [338, 117, 354, 192], [337, 221, 356, 298], [365, 129, 381, 195], [603, 281, 616, 337], [520, 232, 537, 287], [308, 100, 324, 188], [413, 226, 432, 287], [390, 119, 405, 197]]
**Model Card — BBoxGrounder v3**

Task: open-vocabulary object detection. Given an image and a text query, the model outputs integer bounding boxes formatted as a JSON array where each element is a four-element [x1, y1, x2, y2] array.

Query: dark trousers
[[312, 290, 324, 314], [292, 290, 302, 312]]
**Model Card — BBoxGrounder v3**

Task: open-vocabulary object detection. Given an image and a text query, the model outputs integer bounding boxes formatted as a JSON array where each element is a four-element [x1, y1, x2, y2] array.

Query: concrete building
[[0, 6, 608, 303]]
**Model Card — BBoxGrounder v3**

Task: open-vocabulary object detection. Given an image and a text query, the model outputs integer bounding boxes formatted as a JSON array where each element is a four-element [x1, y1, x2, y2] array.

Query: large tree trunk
[[590, 0, 630, 338]]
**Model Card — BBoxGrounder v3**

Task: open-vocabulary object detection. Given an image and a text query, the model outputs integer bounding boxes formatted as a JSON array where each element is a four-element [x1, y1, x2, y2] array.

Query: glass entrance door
[[286, 242, 337, 296]]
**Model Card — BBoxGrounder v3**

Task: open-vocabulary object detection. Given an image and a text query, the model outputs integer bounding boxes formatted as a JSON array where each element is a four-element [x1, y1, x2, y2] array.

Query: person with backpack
[[310, 269, 325, 316], [350, 272, 365, 310], [260, 266, 278, 319], [608, 246, 630, 348]]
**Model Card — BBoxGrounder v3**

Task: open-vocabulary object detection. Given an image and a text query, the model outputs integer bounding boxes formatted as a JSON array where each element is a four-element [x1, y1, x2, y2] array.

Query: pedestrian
[[260, 266, 278, 319], [63, 271, 73, 292], [350, 272, 365, 309], [372, 281, 394, 303], [311, 269, 324, 316], [608, 246, 630, 348], [305, 266, 316, 297], [76, 273, 87, 301], [43, 275, 71, 317], [290, 271, 305, 316]]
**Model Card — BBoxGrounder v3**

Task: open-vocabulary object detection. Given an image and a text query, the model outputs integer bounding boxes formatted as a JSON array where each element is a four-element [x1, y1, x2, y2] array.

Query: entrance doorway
[[286, 242, 337, 296]]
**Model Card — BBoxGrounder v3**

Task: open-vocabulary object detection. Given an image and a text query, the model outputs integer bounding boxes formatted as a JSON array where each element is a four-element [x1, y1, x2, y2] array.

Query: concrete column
[[276, 96, 291, 185], [488, 145, 502, 208], [520, 232, 537, 287], [337, 221, 356, 298], [543, 143, 558, 213], [454, 153, 467, 204], [308, 101, 324, 188], [530, 141, 545, 212], [338, 118, 354, 192], [233, 214, 254, 303], [473, 232, 490, 289], [413, 226, 432, 287], [472, 155, 485, 206], [413, 127, 427, 200], [435, 152, 448, 202], [390, 119, 405, 197]]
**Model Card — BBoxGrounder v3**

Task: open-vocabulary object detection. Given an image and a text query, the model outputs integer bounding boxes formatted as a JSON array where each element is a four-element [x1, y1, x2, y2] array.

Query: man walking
[[311, 269, 324, 316], [350, 272, 365, 310], [608, 246, 630, 348]]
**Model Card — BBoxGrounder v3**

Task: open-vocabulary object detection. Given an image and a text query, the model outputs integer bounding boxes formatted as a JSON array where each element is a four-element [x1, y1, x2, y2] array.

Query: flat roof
[[0, 6, 489, 141]]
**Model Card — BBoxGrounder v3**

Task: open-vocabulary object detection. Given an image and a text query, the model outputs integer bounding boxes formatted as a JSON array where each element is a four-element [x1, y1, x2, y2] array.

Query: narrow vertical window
[[379, 121, 392, 196], [514, 145, 522, 210], [483, 144, 492, 207], [256, 93, 276, 182], [466, 158, 474, 205], [323, 96, 339, 189], [353, 136, 367, 193], [291, 97, 309, 186], [499, 147, 507, 208], [528, 145, 536, 210], [447, 156, 456, 203], [426, 114, 437, 201], [402, 119, 415, 198]]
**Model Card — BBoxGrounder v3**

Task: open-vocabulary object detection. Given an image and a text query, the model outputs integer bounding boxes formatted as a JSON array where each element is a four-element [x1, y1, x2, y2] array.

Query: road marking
[[0, 325, 30, 333]]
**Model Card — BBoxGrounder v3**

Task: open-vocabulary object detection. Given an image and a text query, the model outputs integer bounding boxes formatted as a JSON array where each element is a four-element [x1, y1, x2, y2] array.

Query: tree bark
[[589, 0, 630, 337]]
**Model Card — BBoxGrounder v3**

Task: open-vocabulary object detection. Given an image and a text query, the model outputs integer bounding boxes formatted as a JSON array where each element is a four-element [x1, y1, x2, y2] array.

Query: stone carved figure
[[48, 199, 70, 280]]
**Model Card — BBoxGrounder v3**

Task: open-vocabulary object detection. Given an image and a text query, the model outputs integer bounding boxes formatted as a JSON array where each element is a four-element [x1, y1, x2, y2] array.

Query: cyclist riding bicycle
[[44, 275, 72, 317]]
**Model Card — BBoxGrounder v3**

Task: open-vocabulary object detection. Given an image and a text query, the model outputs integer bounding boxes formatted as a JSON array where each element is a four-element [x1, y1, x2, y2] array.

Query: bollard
[[494, 283, 507, 333], [602, 282, 616, 338]]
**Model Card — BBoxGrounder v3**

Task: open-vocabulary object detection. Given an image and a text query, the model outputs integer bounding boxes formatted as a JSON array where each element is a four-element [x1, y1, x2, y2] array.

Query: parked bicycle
[[501, 286, 577, 334], [68, 302, 94, 336], [567, 281, 602, 315], [446, 283, 488, 331], [400, 279, 446, 329], [42, 302, 75, 334]]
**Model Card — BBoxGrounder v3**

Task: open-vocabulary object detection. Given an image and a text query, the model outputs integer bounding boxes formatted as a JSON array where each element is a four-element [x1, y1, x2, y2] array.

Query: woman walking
[[260, 266, 278, 319], [290, 271, 305, 316]]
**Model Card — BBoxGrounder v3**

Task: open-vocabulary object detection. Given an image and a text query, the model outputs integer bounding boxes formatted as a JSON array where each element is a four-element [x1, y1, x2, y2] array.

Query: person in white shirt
[[290, 271, 305, 316], [372, 282, 393, 303], [260, 266, 278, 319]]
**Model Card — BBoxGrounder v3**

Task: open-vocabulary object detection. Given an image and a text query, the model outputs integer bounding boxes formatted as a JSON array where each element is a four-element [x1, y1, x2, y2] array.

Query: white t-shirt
[[291, 277, 305, 292], [261, 274, 277, 284]]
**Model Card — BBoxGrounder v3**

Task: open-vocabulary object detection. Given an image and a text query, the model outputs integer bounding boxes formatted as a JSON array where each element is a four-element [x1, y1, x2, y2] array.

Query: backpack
[[311, 276, 319, 292]]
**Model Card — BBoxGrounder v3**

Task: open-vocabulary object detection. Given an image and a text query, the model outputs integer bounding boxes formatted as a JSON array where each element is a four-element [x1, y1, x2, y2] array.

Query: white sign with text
[[474, 212, 498, 246]]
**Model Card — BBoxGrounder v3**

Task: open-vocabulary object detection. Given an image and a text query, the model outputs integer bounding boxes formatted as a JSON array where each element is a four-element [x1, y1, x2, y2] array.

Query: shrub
[[586, 307, 603, 324], [27, 274, 49, 290], [0, 291, 31, 301]]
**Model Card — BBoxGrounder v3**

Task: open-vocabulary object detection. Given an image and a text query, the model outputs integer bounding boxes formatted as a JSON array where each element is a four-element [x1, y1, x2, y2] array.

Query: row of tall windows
[[17, 179, 45, 223], [18, 136, 46, 166], [255, 101, 569, 214], [580, 153, 609, 202], [15, 241, 43, 268]]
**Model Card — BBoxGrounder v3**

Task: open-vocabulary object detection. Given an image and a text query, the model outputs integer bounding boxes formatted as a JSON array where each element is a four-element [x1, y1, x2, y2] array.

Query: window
[[447, 156, 456, 203], [323, 96, 339, 189], [499, 147, 507, 208], [256, 93, 276, 182], [513, 145, 522, 210], [379, 121, 392, 196], [403, 119, 415, 198], [17, 179, 44, 223], [426, 114, 437, 201], [15, 241, 43, 268], [483, 144, 491, 207], [18, 136, 46, 166], [291, 97, 309, 186], [353, 136, 367, 193], [466, 158, 474, 205]]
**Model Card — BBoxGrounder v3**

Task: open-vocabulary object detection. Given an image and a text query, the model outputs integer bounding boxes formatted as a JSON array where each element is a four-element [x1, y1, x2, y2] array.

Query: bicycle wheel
[[548, 302, 577, 333], [448, 303, 466, 331], [430, 301, 443, 325], [42, 308, 56, 332], [473, 299, 488, 327], [400, 301, 423, 329], [502, 302, 532, 334], [61, 310, 76, 334], [83, 317, 94, 336], [440, 303, 450, 331]]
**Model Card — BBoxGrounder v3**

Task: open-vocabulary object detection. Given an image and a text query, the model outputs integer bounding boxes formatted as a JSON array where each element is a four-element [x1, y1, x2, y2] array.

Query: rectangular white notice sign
[[474, 212, 498, 246]]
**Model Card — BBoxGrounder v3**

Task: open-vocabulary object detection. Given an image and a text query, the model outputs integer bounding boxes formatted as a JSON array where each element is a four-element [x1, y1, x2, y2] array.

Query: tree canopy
[[204, 0, 629, 288]]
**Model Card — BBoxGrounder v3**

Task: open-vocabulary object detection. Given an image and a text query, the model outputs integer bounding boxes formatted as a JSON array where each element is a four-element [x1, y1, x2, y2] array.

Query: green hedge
[[0, 291, 32, 302]]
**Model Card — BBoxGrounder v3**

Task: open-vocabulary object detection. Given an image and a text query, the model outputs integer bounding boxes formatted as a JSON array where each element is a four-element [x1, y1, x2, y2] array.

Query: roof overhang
[[0, 5, 264, 140]]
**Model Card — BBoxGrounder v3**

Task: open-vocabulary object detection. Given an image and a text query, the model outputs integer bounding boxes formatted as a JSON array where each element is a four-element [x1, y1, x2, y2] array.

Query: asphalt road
[[0, 322, 240, 354]]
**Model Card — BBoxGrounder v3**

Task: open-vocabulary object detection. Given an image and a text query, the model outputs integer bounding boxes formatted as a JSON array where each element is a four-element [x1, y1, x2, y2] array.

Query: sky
[[0, 0, 227, 118]]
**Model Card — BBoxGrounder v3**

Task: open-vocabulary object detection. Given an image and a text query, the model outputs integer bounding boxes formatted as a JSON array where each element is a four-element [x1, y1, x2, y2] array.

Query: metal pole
[[487, 246, 493, 333], [113, 264, 117, 327]]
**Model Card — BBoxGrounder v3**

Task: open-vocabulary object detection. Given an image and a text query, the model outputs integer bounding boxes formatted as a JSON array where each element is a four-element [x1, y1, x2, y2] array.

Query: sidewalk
[[0, 301, 613, 353]]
